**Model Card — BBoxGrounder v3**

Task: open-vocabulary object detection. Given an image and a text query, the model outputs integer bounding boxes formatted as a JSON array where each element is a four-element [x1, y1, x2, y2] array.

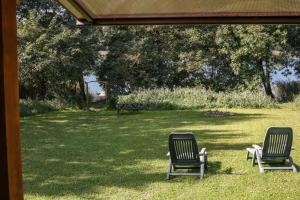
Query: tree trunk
[[265, 66, 274, 99], [79, 75, 86, 103], [78, 75, 87, 109], [259, 61, 274, 99]]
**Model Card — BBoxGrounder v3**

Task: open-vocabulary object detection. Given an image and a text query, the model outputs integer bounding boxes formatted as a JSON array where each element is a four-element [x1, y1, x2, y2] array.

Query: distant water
[[84, 74, 103, 95], [84, 66, 299, 95], [272, 66, 299, 83]]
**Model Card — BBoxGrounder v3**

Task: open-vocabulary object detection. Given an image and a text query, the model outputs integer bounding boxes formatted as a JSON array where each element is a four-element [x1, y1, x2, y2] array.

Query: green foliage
[[118, 87, 276, 110], [178, 25, 243, 91], [96, 25, 299, 97], [273, 81, 300, 101], [96, 25, 245, 95], [286, 25, 300, 57], [293, 95, 300, 107], [216, 25, 289, 98], [107, 97, 118, 110], [18, 10, 100, 107], [20, 99, 67, 116], [17, 0, 300, 106], [95, 26, 191, 95]]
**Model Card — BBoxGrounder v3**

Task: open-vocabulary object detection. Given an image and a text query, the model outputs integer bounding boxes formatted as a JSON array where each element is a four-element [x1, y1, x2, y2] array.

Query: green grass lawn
[[21, 105, 300, 200]]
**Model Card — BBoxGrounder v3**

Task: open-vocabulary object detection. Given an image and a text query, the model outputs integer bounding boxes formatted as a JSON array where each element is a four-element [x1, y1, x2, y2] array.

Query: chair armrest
[[166, 152, 170, 157], [252, 144, 262, 150], [199, 148, 206, 156]]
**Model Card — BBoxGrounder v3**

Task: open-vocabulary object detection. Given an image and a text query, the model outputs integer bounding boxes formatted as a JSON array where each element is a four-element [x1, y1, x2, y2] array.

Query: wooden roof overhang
[[58, 0, 300, 25]]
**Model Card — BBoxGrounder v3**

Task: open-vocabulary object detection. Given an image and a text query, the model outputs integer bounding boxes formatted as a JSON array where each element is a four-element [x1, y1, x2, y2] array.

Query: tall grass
[[118, 87, 276, 110], [20, 99, 67, 117], [294, 95, 300, 107], [273, 81, 300, 101]]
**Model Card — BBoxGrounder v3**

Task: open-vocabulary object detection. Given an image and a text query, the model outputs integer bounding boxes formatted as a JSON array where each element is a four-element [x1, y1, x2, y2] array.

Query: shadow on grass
[[117, 111, 142, 115], [21, 109, 265, 197], [205, 161, 244, 176]]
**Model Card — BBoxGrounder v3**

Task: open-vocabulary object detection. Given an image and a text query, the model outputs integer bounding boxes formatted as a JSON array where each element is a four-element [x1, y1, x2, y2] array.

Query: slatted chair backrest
[[169, 133, 200, 165], [262, 127, 293, 159]]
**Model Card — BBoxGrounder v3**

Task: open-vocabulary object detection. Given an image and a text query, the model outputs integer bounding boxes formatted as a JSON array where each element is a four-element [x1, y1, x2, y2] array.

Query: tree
[[177, 25, 243, 91], [285, 25, 300, 77], [18, 10, 100, 107], [18, 1, 300, 102], [95, 26, 189, 95], [216, 25, 289, 98]]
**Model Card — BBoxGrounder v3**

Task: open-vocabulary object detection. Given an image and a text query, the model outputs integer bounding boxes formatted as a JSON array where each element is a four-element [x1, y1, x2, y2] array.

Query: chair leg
[[167, 159, 172, 180], [289, 157, 298, 173], [205, 154, 208, 170], [200, 162, 205, 179], [246, 151, 250, 160], [252, 151, 256, 166], [199, 155, 206, 179], [255, 150, 264, 173]]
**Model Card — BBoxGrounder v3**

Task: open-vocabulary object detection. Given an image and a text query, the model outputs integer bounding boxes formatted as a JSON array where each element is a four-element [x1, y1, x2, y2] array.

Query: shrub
[[106, 97, 118, 110], [273, 81, 300, 102], [20, 99, 67, 117], [294, 95, 300, 107], [118, 87, 276, 110]]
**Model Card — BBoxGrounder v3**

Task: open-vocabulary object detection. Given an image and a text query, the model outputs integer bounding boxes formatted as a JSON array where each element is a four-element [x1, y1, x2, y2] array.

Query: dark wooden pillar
[[0, 0, 24, 199]]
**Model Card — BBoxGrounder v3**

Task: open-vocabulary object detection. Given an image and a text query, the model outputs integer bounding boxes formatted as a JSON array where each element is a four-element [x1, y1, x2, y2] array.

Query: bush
[[273, 81, 300, 102], [20, 99, 67, 117], [106, 97, 118, 110], [294, 95, 300, 107], [118, 87, 276, 110]]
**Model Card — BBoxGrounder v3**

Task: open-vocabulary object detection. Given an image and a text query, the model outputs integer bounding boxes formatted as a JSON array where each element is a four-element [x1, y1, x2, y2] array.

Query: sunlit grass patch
[[21, 106, 300, 200]]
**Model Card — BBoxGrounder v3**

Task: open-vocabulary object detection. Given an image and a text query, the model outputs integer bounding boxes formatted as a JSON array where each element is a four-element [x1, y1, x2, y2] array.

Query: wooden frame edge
[[65, 0, 93, 22], [0, 0, 24, 199], [76, 16, 300, 25]]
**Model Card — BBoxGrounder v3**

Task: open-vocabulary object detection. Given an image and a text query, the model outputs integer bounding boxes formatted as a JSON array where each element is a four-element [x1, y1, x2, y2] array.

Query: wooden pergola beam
[[59, 0, 300, 25], [0, 0, 24, 199], [76, 16, 300, 25]]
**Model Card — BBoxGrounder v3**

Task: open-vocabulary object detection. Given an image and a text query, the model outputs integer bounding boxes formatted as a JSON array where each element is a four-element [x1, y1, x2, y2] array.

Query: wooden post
[[0, 0, 24, 199]]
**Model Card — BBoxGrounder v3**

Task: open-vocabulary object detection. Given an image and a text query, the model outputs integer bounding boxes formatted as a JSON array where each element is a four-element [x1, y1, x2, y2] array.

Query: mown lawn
[[21, 105, 300, 200]]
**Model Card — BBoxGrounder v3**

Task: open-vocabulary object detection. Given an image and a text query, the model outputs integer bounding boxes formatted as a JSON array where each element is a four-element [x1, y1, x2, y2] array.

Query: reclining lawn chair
[[246, 127, 297, 173], [167, 133, 207, 179]]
